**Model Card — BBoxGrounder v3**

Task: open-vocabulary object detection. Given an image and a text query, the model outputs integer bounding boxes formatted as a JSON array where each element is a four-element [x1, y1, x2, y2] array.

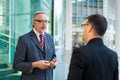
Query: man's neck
[[88, 35, 101, 42]]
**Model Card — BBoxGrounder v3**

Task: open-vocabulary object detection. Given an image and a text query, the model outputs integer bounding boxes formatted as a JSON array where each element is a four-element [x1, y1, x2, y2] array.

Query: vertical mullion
[[9, 0, 15, 64], [52, 0, 54, 36]]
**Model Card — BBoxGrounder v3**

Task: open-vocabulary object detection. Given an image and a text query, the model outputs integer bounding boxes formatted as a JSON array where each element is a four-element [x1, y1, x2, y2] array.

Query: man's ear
[[87, 24, 93, 33]]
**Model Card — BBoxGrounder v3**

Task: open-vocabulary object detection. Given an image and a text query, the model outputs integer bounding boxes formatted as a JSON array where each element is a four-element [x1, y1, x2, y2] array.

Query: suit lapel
[[30, 30, 44, 52], [44, 34, 49, 51], [44, 33, 49, 59]]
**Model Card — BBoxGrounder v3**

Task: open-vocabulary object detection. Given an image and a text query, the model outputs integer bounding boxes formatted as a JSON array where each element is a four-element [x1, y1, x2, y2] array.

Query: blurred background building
[[0, 0, 119, 80]]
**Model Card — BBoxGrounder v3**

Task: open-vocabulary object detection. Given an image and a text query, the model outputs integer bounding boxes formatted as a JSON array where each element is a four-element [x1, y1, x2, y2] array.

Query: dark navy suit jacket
[[13, 30, 56, 80], [67, 38, 118, 80]]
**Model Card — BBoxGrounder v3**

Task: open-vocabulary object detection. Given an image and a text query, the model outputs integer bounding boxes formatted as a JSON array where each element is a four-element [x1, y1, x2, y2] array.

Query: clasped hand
[[32, 59, 57, 69]]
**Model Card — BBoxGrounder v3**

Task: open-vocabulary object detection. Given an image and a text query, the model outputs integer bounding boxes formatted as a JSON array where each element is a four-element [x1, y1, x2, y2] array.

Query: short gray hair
[[32, 11, 48, 20]]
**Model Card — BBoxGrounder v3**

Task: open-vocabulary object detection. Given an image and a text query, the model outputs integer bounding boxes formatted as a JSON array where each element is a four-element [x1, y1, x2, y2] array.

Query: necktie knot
[[40, 34, 43, 39]]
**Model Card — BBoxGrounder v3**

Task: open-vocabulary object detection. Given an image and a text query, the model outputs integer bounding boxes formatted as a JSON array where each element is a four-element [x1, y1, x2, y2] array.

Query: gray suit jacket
[[13, 30, 56, 80]]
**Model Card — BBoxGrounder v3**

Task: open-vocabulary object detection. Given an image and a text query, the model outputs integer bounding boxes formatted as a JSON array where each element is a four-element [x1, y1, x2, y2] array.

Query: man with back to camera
[[67, 14, 118, 80], [13, 11, 57, 80]]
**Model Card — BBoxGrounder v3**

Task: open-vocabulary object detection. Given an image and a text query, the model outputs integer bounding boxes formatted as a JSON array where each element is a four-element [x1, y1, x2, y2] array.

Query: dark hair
[[86, 14, 108, 36]]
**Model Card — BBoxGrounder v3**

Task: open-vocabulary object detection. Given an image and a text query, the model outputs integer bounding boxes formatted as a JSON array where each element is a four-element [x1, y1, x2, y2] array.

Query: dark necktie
[[39, 34, 44, 49]]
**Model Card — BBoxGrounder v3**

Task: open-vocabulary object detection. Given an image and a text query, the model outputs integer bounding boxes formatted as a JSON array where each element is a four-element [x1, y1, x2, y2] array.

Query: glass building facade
[[0, 0, 65, 80]]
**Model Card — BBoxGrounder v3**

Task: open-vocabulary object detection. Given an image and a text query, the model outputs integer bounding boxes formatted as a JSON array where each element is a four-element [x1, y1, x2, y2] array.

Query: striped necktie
[[39, 34, 44, 49]]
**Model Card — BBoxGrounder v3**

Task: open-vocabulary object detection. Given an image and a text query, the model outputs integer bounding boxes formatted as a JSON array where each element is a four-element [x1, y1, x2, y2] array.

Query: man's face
[[33, 13, 49, 33], [82, 19, 89, 42]]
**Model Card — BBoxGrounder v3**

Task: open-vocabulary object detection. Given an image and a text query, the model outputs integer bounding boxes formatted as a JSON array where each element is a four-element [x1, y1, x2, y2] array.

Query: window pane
[[14, 15, 31, 39], [0, 15, 11, 63], [14, 0, 30, 14]]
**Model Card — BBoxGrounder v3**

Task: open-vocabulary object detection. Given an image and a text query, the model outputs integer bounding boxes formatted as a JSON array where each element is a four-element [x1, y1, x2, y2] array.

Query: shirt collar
[[33, 28, 44, 36], [33, 28, 44, 41]]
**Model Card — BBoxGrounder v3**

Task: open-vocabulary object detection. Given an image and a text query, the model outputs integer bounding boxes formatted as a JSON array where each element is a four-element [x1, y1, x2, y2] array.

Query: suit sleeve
[[51, 36, 57, 69], [67, 48, 86, 80], [13, 36, 33, 74]]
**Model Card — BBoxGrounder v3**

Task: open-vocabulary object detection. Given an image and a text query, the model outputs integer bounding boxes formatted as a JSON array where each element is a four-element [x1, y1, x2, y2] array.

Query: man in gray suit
[[13, 11, 57, 80]]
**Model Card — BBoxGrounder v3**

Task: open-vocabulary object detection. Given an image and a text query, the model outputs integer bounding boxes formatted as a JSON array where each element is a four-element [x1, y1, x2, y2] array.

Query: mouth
[[41, 27, 46, 29]]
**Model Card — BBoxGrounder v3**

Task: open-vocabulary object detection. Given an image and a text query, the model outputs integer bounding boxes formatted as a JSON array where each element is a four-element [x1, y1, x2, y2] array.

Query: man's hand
[[32, 60, 50, 69], [50, 59, 57, 68]]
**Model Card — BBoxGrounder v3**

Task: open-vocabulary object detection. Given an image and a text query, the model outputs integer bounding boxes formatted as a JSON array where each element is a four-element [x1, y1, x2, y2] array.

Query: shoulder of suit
[[73, 45, 86, 52], [21, 32, 30, 37], [105, 45, 118, 57], [72, 46, 87, 58], [44, 32, 51, 36], [18, 31, 32, 40], [44, 33, 53, 38]]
